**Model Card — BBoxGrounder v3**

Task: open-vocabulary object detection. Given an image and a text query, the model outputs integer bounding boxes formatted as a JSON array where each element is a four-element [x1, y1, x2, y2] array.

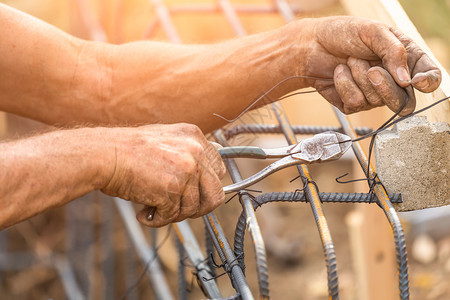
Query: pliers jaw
[[291, 131, 352, 162], [221, 131, 352, 194]]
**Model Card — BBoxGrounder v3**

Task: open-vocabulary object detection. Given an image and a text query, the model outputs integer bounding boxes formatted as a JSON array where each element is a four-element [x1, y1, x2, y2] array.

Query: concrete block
[[374, 116, 450, 211]]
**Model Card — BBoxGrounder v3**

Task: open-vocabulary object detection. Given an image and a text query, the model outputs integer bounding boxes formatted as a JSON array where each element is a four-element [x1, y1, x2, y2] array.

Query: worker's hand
[[101, 123, 226, 227], [298, 16, 441, 116]]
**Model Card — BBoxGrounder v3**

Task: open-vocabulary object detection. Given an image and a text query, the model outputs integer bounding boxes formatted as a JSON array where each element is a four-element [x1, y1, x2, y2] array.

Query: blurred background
[[0, 0, 449, 299]]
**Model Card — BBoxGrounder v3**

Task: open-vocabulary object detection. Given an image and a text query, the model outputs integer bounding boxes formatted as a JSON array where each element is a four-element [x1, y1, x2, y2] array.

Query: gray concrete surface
[[374, 116, 450, 211]]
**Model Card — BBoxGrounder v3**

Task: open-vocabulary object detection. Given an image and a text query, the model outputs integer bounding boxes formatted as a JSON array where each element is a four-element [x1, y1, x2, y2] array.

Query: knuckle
[[366, 92, 383, 106], [389, 43, 407, 58], [187, 140, 204, 159], [217, 161, 227, 178], [344, 96, 366, 114], [181, 123, 203, 137]]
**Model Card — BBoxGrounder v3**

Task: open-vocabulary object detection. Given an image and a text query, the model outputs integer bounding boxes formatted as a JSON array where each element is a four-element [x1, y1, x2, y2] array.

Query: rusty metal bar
[[173, 221, 223, 298], [203, 213, 254, 300], [213, 2, 273, 297], [269, 0, 340, 295], [271, 103, 339, 299], [74, 5, 174, 298], [214, 129, 270, 299], [74, 0, 108, 41], [170, 3, 303, 14], [271, 0, 295, 22], [222, 124, 373, 140], [333, 108, 410, 299], [217, 0, 247, 37], [144, 2, 254, 297], [148, 0, 182, 43]]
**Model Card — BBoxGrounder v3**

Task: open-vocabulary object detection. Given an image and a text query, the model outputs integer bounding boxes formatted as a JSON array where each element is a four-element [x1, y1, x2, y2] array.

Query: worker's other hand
[[299, 16, 441, 116], [101, 124, 226, 227]]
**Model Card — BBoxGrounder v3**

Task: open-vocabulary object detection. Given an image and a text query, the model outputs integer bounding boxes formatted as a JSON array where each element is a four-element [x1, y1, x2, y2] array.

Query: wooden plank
[[346, 207, 397, 300], [341, 2, 448, 299], [341, 0, 450, 124]]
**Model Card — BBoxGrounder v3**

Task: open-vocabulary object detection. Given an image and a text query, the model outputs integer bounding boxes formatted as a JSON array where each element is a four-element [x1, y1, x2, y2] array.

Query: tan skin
[[0, 4, 442, 229]]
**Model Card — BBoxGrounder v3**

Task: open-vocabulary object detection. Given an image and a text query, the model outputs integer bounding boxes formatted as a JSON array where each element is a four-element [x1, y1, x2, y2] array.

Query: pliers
[[220, 131, 352, 193], [146, 131, 351, 221]]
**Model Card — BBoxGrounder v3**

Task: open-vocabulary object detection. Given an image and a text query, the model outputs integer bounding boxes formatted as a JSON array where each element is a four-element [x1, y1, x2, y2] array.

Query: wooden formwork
[[342, 1, 449, 299]]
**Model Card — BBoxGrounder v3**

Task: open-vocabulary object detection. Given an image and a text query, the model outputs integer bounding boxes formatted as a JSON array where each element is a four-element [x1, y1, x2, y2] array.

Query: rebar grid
[[0, 1, 412, 299]]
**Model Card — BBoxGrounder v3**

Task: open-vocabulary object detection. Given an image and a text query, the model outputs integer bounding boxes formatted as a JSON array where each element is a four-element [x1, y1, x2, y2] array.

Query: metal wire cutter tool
[[220, 131, 352, 193], [146, 131, 351, 221]]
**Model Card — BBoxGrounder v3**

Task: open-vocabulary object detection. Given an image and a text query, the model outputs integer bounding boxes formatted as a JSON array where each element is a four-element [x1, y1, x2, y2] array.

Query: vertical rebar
[[54, 257, 86, 300], [148, 0, 182, 43], [214, 130, 270, 299], [175, 235, 188, 300], [203, 213, 254, 300], [271, 103, 339, 299], [173, 221, 222, 299], [205, 222, 217, 277], [333, 108, 410, 299]]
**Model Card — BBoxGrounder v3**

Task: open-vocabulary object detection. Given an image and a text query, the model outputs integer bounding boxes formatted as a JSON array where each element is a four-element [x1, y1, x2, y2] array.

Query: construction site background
[[0, 0, 449, 299]]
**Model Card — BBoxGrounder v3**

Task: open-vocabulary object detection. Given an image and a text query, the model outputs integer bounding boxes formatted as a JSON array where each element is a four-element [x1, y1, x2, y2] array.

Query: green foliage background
[[400, 0, 450, 69]]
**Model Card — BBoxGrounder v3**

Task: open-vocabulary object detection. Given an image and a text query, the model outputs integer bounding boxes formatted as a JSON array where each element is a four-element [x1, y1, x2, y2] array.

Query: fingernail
[[368, 70, 383, 85], [396, 67, 411, 83], [335, 64, 345, 75]]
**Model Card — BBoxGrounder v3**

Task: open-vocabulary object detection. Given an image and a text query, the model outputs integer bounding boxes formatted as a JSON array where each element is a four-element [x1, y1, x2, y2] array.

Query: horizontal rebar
[[222, 124, 372, 140], [233, 192, 403, 269], [253, 192, 403, 208]]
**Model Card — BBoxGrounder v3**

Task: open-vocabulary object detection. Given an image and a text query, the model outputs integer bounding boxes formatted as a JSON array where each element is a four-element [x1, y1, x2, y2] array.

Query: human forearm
[[104, 23, 310, 132], [0, 3, 310, 132], [0, 123, 226, 229], [0, 128, 114, 229], [0, 4, 105, 125], [0, 4, 441, 130]]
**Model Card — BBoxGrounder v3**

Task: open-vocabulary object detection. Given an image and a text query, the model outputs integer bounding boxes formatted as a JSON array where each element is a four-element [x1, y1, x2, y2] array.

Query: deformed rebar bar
[[175, 235, 188, 300], [333, 108, 410, 299], [173, 221, 222, 299], [271, 103, 339, 299], [222, 124, 373, 140], [233, 192, 403, 262], [214, 130, 269, 300], [254, 192, 403, 206], [203, 213, 254, 300]]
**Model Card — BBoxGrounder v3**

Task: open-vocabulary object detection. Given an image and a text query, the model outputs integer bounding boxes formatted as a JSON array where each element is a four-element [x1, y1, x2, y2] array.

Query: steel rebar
[[175, 235, 188, 300], [333, 108, 409, 299], [271, 103, 339, 299], [233, 192, 403, 258], [173, 221, 222, 299], [215, 130, 270, 299], [204, 213, 254, 300], [222, 124, 373, 140]]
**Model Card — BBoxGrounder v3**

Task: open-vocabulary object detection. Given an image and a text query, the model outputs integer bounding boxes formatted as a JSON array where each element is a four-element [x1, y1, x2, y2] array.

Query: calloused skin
[[0, 4, 442, 229]]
